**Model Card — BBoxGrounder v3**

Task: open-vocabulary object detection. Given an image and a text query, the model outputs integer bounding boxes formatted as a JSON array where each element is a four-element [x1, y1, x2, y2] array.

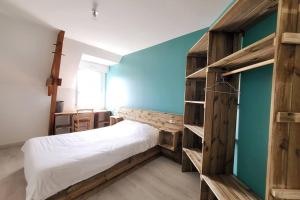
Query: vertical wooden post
[[47, 31, 65, 135], [266, 0, 300, 199], [200, 31, 242, 200]]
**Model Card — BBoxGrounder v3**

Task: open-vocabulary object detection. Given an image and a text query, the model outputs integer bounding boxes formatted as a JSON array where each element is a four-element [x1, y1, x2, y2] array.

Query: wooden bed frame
[[47, 107, 183, 200]]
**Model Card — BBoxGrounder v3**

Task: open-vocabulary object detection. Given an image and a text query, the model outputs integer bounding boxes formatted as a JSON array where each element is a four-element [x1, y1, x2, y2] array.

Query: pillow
[[113, 119, 159, 136]]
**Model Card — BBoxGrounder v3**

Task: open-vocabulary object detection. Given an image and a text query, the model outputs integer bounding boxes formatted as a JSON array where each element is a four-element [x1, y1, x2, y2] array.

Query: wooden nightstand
[[109, 116, 123, 126], [159, 129, 182, 163], [159, 129, 182, 151]]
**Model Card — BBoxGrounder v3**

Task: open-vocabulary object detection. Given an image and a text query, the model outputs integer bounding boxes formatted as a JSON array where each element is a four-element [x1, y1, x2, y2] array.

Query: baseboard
[[0, 141, 24, 149]]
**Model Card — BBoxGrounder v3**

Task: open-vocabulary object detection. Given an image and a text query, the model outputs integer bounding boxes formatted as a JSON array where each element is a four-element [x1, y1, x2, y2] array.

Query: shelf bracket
[[277, 112, 300, 123], [271, 189, 300, 199], [282, 32, 300, 45]]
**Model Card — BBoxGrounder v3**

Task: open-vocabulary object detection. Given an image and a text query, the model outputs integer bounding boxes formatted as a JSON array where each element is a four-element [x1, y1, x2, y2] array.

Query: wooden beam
[[266, 0, 300, 199], [277, 112, 300, 123], [47, 31, 65, 135], [222, 59, 275, 77], [271, 189, 300, 199], [282, 32, 300, 44]]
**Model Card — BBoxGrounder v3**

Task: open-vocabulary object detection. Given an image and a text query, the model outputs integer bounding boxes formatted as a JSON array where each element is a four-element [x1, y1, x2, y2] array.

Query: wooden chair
[[72, 109, 94, 132]]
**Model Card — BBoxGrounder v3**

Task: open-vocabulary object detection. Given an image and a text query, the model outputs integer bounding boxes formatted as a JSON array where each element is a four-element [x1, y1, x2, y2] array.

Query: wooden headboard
[[117, 107, 183, 132]]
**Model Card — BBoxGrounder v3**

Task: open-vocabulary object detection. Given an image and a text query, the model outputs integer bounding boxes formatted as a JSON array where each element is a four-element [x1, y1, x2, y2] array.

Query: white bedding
[[22, 120, 159, 200]]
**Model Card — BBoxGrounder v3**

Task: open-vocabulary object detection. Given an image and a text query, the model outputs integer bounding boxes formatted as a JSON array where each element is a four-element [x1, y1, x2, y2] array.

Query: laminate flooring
[[0, 145, 200, 200]]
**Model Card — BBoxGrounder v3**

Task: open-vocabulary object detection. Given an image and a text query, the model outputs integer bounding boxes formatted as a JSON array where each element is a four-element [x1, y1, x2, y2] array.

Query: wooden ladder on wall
[[182, 0, 300, 200], [46, 31, 65, 135]]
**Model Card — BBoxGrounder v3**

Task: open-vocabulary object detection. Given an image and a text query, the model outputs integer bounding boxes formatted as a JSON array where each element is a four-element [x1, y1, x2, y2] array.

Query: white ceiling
[[4, 0, 230, 56]]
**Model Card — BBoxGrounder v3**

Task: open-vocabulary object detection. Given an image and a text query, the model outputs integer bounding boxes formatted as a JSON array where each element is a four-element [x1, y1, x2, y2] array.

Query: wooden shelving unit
[[182, 0, 300, 200], [182, 23, 207, 181]]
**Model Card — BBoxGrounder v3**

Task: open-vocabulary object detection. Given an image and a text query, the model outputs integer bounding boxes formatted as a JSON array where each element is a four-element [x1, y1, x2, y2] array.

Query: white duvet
[[22, 120, 159, 200]]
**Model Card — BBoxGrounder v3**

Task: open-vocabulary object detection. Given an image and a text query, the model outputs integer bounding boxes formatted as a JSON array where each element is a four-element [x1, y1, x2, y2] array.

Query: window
[[76, 61, 107, 109]]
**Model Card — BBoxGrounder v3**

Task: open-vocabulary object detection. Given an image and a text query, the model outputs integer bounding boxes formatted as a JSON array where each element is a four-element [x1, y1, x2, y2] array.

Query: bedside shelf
[[183, 147, 202, 173], [159, 130, 181, 152], [184, 124, 204, 138], [159, 144, 175, 151], [202, 175, 260, 200]]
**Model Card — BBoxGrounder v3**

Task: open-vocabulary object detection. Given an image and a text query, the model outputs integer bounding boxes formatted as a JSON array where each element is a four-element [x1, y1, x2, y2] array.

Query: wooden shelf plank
[[202, 175, 260, 200], [185, 101, 205, 105], [186, 67, 208, 78], [184, 124, 204, 138], [271, 189, 300, 199], [210, 0, 278, 31], [182, 147, 202, 172], [159, 144, 175, 151], [189, 32, 209, 54], [222, 59, 274, 77], [282, 32, 300, 45], [209, 33, 275, 70]]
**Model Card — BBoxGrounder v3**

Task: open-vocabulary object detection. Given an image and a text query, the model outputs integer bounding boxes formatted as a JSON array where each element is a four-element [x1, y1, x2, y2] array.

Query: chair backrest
[[72, 109, 94, 132]]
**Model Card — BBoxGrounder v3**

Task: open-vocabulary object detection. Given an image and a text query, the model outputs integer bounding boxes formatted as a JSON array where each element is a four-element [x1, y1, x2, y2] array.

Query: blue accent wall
[[234, 12, 277, 198], [106, 28, 208, 114]]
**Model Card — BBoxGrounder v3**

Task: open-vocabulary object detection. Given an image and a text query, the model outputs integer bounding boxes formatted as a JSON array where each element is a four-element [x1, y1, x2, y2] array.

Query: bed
[[22, 108, 183, 200]]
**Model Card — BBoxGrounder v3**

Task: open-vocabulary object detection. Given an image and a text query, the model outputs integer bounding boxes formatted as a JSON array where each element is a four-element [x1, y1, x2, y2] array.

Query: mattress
[[22, 120, 159, 200]]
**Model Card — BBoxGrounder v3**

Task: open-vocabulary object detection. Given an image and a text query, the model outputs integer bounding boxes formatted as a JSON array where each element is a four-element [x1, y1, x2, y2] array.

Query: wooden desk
[[54, 110, 111, 134]]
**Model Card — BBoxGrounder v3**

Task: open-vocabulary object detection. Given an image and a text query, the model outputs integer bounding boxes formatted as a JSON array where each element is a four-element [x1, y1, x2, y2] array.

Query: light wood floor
[[0, 145, 200, 200]]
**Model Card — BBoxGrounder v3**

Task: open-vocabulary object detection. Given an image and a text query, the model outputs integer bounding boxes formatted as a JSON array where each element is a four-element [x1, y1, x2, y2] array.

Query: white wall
[[0, 12, 58, 145], [0, 1, 121, 145], [57, 39, 121, 111]]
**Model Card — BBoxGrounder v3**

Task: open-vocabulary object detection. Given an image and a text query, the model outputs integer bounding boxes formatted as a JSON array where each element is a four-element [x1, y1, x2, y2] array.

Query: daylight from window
[[76, 60, 107, 109]]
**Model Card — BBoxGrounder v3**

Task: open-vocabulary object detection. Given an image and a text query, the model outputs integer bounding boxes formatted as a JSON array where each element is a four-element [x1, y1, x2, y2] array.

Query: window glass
[[76, 61, 107, 109]]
